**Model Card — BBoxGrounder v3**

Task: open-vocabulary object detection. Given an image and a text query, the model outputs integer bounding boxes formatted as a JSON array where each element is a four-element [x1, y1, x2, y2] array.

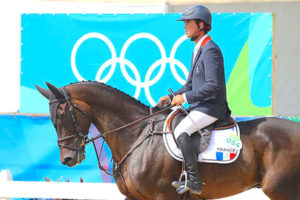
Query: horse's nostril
[[63, 157, 73, 165]]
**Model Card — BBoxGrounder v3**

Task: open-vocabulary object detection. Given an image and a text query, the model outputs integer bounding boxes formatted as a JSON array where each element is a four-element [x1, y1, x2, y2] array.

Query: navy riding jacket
[[169, 37, 231, 120]]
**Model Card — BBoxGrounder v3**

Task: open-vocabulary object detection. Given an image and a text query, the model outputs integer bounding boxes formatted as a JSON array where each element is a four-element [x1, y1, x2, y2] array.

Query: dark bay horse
[[36, 81, 300, 200]]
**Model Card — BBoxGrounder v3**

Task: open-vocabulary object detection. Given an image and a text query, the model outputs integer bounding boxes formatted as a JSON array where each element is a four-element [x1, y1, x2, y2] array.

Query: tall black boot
[[171, 132, 202, 195]]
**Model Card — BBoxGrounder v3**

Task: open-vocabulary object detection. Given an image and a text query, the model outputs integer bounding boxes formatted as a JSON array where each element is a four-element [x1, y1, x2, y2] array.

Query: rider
[[158, 5, 232, 195]]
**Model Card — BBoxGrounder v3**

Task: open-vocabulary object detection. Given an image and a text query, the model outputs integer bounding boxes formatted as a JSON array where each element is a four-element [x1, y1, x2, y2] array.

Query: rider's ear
[[35, 85, 51, 100], [45, 82, 64, 99]]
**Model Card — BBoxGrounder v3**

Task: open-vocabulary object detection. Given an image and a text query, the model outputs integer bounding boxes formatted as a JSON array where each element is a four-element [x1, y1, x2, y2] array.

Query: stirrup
[[172, 170, 187, 189], [175, 171, 189, 194], [175, 171, 206, 195]]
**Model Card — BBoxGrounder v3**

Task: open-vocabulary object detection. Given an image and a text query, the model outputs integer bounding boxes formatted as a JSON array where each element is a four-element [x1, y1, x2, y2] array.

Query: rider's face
[[184, 20, 198, 38]]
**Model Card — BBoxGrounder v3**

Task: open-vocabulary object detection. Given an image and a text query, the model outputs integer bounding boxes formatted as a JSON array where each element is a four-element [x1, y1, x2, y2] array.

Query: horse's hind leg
[[262, 168, 300, 199], [263, 181, 299, 200], [261, 139, 300, 200]]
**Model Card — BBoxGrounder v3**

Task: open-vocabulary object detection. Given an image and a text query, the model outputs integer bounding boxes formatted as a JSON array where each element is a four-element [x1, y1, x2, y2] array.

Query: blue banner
[[21, 13, 273, 115], [0, 115, 111, 183]]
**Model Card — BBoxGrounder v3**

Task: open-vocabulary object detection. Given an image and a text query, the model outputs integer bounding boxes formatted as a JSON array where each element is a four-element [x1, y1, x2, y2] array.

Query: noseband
[[49, 87, 91, 153]]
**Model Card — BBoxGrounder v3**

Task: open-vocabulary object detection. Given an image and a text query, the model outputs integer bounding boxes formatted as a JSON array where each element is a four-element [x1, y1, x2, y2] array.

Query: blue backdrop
[[0, 115, 112, 183], [21, 13, 273, 115]]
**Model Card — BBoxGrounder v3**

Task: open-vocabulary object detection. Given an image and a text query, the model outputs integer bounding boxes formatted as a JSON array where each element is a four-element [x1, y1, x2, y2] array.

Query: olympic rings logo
[[71, 32, 189, 106]]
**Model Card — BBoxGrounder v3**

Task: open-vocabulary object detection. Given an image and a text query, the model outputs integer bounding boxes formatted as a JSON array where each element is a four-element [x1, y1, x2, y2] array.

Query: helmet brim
[[176, 16, 194, 21]]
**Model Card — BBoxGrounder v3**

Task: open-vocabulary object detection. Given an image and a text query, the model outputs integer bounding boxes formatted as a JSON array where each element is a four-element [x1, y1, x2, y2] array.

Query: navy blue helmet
[[177, 5, 212, 31]]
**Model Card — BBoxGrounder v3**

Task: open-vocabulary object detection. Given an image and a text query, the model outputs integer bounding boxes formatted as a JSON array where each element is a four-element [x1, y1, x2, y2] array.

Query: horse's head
[[36, 82, 92, 167]]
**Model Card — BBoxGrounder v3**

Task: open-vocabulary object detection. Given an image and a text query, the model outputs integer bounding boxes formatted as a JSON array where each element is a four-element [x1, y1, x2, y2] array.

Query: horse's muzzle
[[62, 156, 76, 166], [62, 152, 85, 167]]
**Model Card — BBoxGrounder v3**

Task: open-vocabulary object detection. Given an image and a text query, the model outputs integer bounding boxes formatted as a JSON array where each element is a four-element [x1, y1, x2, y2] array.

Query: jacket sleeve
[[168, 79, 192, 100], [185, 47, 221, 104]]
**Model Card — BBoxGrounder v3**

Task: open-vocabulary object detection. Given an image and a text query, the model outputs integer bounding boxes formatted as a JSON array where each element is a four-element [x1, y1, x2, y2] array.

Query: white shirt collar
[[194, 34, 208, 52], [193, 34, 208, 61]]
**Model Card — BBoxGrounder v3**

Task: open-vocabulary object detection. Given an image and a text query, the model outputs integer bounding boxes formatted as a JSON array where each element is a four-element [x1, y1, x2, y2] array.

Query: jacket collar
[[192, 35, 211, 67]]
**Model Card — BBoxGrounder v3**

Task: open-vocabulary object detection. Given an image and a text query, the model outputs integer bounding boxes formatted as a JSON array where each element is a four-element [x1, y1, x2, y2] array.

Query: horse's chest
[[114, 166, 148, 199]]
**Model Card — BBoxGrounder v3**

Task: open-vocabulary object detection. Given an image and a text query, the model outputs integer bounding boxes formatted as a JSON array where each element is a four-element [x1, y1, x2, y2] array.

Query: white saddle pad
[[163, 109, 242, 164]]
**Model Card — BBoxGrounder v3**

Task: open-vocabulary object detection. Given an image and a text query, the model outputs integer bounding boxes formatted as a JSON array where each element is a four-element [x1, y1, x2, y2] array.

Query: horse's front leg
[[124, 197, 136, 200], [154, 192, 200, 200]]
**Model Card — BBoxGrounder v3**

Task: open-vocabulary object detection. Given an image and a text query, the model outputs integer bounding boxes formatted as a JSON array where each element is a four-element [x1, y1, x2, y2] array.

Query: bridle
[[49, 87, 173, 174], [49, 87, 91, 153]]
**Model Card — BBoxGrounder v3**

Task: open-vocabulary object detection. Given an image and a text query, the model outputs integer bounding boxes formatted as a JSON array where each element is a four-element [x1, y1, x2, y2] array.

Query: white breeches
[[174, 111, 218, 139]]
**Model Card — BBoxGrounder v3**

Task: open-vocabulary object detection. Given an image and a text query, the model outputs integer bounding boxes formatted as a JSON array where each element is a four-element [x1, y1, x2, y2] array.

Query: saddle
[[167, 109, 235, 154]]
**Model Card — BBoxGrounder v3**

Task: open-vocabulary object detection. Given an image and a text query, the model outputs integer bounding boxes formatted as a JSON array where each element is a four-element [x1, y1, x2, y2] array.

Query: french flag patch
[[216, 152, 237, 161]]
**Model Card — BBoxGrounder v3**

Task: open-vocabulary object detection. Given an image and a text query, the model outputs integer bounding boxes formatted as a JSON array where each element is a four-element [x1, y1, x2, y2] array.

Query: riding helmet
[[177, 5, 212, 31]]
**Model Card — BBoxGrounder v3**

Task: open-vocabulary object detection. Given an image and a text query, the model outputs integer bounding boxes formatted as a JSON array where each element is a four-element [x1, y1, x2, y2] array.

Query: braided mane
[[68, 81, 149, 108]]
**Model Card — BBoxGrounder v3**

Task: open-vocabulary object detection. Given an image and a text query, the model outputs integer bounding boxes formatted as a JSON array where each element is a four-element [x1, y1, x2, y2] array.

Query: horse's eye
[[57, 105, 67, 118]]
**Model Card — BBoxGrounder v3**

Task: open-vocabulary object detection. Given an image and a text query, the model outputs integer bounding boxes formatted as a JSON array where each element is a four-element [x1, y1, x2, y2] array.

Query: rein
[[87, 105, 172, 177], [83, 105, 173, 146], [50, 87, 173, 175]]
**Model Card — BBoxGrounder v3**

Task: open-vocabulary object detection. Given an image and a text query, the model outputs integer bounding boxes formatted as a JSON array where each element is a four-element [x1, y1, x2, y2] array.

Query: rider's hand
[[158, 96, 170, 107], [171, 94, 185, 106]]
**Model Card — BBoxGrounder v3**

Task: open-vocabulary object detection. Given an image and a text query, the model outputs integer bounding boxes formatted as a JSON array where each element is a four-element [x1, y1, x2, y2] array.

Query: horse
[[36, 81, 300, 200]]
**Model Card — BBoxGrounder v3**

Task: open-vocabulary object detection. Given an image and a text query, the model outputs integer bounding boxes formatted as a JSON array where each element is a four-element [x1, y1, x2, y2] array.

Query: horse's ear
[[35, 85, 51, 100], [45, 82, 64, 99]]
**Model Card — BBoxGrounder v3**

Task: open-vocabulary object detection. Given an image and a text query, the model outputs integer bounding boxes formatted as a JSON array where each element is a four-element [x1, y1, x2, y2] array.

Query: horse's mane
[[68, 81, 149, 108]]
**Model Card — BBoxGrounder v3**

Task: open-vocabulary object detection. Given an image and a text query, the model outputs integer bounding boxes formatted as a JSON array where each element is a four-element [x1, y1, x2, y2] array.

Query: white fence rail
[[0, 181, 125, 200], [0, 181, 270, 200], [0, 170, 269, 200]]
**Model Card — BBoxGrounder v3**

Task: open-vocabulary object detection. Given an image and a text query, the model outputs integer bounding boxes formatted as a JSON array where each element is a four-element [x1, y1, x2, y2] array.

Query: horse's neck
[[96, 101, 149, 161], [70, 84, 150, 161]]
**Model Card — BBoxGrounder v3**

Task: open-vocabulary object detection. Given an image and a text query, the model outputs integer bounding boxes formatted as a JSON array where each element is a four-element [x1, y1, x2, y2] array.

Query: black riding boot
[[171, 132, 202, 195]]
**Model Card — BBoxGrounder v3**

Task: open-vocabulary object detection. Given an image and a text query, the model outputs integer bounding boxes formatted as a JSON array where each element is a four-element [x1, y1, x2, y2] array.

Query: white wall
[[0, 0, 165, 113], [0, 0, 21, 112]]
